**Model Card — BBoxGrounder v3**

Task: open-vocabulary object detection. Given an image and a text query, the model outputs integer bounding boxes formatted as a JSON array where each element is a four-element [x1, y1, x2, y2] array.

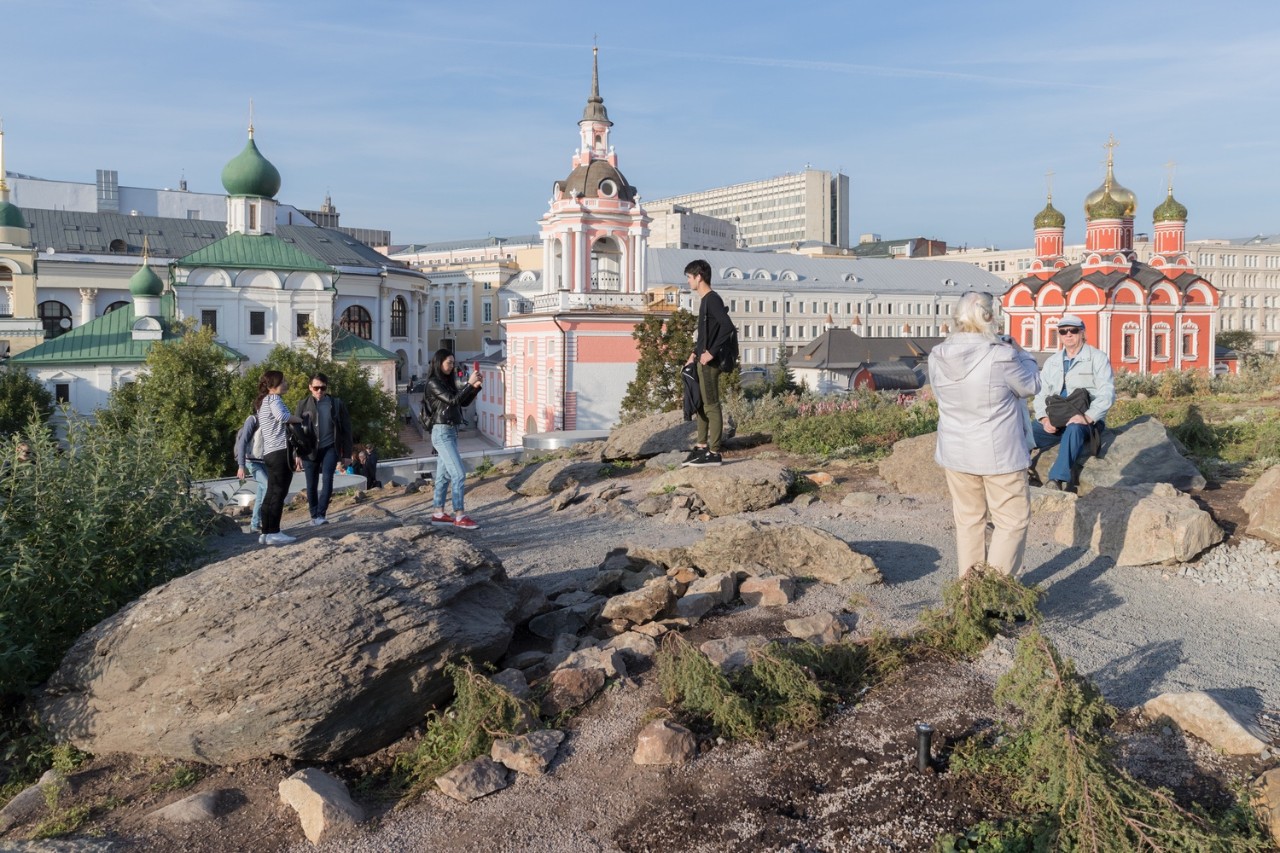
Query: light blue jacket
[[929, 334, 1042, 475], [1032, 343, 1115, 425]]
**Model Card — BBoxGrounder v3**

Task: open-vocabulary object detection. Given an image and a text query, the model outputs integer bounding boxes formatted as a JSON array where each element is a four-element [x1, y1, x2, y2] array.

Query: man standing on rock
[[1031, 314, 1115, 492], [683, 259, 734, 468]]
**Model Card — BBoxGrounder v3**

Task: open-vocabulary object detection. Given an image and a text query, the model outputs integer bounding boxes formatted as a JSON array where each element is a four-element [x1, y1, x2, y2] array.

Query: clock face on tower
[[553, 182, 563, 200]]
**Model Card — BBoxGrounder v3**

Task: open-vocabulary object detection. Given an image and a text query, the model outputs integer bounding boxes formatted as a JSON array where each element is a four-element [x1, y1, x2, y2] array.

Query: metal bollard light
[[915, 722, 933, 771]]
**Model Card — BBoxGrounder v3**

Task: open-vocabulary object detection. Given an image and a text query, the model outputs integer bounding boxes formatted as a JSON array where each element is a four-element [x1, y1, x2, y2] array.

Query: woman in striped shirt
[[253, 370, 302, 546]]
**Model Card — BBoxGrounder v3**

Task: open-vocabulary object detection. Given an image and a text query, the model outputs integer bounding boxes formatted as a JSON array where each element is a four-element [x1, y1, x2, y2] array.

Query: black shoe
[[1027, 467, 1042, 487], [681, 447, 707, 467], [687, 450, 722, 467]]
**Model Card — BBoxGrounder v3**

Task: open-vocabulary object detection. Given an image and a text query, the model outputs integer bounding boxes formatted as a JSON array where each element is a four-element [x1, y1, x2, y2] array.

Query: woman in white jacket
[[928, 292, 1041, 577]]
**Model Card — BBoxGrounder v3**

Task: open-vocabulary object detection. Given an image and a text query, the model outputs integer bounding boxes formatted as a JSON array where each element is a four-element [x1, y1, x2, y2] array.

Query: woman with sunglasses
[[424, 349, 482, 530]]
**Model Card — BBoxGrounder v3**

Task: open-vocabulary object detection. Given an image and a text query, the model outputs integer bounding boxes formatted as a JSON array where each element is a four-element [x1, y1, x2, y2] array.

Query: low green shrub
[[918, 569, 1042, 659], [773, 392, 938, 457], [942, 629, 1271, 852], [0, 415, 216, 698], [393, 662, 533, 796]]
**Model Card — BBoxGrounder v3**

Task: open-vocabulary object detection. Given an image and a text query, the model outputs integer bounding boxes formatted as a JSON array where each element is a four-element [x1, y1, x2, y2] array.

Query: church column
[[579, 226, 591, 293], [564, 229, 576, 292], [408, 293, 419, 374], [378, 283, 390, 347], [79, 288, 98, 324]]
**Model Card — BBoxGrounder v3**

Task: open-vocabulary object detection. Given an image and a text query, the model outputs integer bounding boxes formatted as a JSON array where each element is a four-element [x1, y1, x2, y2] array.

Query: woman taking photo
[[424, 348, 482, 530], [253, 370, 303, 546], [928, 292, 1041, 578]]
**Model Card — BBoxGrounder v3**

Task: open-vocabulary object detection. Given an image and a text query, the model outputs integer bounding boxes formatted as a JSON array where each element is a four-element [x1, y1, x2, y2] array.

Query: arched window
[[38, 300, 73, 339], [0, 267, 12, 282], [461, 299, 469, 324], [448, 301, 456, 323], [526, 367, 535, 402], [390, 296, 407, 338], [102, 301, 130, 315], [433, 301, 441, 325], [340, 305, 373, 340]]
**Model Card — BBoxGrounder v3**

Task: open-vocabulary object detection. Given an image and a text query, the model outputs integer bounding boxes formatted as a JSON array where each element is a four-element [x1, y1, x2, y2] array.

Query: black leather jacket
[[425, 373, 480, 428]]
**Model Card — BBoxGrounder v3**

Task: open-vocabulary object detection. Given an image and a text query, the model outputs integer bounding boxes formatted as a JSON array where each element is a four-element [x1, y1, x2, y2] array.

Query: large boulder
[[506, 458, 602, 497], [631, 518, 881, 585], [647, 459, 793, 516], [39, 527, 516, 764], [1055, 483, 1224, 566], [879, 433, 946, 498], [1077, 416, 1205, 493], [1241, 464, 1280, 547], [1143, 691, 1269, 755], [602, 409, 734, 462]]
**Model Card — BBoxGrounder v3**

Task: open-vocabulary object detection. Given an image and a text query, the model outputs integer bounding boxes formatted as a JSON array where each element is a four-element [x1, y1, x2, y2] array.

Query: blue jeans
[[432, 424, 466, 513], [246, 460, 268, 530], [303, 444, 339, 519], [1032, 419, 1104, 484]]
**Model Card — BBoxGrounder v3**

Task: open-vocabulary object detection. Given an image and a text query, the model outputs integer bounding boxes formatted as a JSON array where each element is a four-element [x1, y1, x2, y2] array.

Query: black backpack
[[716, 324, 740, 372]]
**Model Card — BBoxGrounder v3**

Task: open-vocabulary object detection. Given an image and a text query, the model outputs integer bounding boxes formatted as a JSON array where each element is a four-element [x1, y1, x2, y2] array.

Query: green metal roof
[[11, 295, 245, 366], [179, 232, 332, 273], [333, 330, 398, 362]]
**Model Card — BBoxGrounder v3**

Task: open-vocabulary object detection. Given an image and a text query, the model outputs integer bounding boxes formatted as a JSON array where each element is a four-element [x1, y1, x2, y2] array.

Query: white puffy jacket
[[928, 334, 1041, 475]]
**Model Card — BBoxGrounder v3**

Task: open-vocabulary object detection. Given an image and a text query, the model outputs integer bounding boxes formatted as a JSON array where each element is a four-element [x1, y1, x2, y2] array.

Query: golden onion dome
[[1083, 160, 1136, 217], [1034, 199, 1066, 229], [1152, 187, 1188, 223]]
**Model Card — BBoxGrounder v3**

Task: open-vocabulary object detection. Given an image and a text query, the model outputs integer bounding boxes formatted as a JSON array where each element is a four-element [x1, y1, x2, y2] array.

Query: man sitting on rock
[[1031, 314, 1115, 492]]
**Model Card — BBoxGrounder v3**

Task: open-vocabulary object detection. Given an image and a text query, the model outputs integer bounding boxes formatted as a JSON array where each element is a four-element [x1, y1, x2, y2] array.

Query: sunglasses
[[311, 385, 327, 391], [1058, 328, 1082, 335]]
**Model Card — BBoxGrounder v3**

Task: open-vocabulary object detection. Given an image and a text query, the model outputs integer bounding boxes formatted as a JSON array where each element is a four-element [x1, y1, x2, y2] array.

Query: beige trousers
[[943, 468, 1030, 578]]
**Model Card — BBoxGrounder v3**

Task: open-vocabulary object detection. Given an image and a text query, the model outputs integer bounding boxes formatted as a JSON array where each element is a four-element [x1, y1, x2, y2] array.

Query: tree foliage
[[0, 367, 54, 439], [620, 310, 696, 421], [226, 342, 407, 461], [772, 350, 797, 394], [99, 324, 240, 479], [1214, 330, 1255, 354]]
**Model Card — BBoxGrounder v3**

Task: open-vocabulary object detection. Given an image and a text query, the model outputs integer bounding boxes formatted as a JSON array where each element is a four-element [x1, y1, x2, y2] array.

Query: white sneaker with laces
[[265, 532, 297, 545], [311, 517, 328, 527]]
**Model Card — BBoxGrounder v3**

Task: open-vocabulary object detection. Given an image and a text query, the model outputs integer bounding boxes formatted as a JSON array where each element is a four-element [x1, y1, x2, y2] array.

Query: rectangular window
[[1153, 330, 1169, 359], [55, 383, 70, 404], [1122, 331, 1137, 360], [483, 301, 492, 323], [1046, 328, 1059, 349], [730, 299, 737, 312], [200, 309, 217, 333], [249, 310, 266, 336], [296, 313, 311, 337], [757, 325, 765, 337], [770, 325, 778, 338], [248, 204, 257, 231]]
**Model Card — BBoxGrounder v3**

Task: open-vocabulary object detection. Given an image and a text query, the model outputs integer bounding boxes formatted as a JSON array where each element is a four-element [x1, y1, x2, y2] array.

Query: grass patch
[[773, 392, 939, 458], [392, 661, 534, 797], [150, 762, 203, 793], [918, 569, 1042, 659], [940, 628, 1271, 852]]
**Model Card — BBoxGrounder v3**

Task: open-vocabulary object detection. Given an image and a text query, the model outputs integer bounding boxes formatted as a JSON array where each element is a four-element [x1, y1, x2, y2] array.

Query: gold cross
[[1045, 169, 1055, 201], [1164, 160, 1177, 192]]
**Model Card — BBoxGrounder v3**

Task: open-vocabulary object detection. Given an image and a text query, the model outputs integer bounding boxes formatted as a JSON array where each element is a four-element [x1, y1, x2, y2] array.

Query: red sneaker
[[431, 511, 455, 526], [453, 515, 480, 530]]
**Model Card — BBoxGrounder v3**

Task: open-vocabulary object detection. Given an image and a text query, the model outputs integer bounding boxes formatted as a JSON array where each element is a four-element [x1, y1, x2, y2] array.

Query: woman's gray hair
[[953, 291, 999, 338]]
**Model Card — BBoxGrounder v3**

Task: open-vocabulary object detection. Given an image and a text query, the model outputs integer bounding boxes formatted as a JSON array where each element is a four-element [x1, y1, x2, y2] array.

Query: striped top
[[257, 394, 291, 454]]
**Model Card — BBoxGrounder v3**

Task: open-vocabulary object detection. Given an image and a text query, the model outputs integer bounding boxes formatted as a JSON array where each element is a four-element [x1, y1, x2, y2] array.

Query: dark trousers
[[695, 361, 723, 452], [303, 445, 338, 519], [261, 448, 291, 534], [1031, 419, 1104, 484]]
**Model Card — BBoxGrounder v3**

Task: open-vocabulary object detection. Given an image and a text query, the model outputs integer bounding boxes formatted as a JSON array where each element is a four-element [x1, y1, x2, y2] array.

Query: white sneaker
[[265, 532, 297, 545], [311, 517, 328, 527], [259, 534, 266, 545]]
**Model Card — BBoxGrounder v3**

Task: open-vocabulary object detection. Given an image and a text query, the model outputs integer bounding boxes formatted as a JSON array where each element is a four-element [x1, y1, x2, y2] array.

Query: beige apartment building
[[927, 235, 1280, 353], [646, 168, 850, 250]]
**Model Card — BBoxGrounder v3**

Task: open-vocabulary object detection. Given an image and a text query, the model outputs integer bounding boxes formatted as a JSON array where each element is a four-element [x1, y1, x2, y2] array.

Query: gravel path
[[291, 468, 1280, 852]]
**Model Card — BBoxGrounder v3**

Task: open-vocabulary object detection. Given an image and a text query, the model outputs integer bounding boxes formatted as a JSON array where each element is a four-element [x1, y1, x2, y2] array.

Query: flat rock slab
[[435, 757, 511, 803], [1144, 691, 1269, 755], [0, 770, 64, 833], [783, 612, 845, 645], [1253, 768, 1280, 846], [506, 459, 603, 497], [1076, 416, 1206, 493], [700, 636, 770, 673], [1055, 483, 1223, 566], [600, 580, 676, 625], [603, 410, 733, 461], [147, 790, 233, 825], [540, 666, 606, 716], [39, 526, 517, 764], [491, 729, 566, 776], [631, 519, 880, 585], [648, 460, 793, 516]]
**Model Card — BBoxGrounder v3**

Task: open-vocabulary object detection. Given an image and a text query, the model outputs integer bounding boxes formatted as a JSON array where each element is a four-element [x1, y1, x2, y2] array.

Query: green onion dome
[[129, 262, 164, 297], [1152, 189, 1188, 223], [1086, 186, 1126, 220], [220, 135, 281, 198], [1034, 200, 1066, 229], [0, 199, 26, 229]]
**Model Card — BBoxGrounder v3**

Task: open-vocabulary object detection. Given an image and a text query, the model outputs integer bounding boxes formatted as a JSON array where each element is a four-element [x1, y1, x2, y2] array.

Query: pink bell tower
[[539, 47, 650, 296]]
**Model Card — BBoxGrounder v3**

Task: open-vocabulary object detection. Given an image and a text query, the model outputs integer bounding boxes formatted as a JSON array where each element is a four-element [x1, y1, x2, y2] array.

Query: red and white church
[[1002, 144, 1219, 375]]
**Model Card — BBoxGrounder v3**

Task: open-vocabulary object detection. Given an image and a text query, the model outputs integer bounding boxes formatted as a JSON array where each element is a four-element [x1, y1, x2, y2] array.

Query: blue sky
[[4, 0, 1278, 249]]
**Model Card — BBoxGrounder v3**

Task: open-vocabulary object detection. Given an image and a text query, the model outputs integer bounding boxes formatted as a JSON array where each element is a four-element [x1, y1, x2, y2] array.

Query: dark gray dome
[[555, 159, 636, 202]]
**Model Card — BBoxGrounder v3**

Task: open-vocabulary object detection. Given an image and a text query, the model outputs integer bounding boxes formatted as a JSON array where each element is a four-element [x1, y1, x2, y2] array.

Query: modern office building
[[645, 204, 739, 251], [646, 168, 850, 250]]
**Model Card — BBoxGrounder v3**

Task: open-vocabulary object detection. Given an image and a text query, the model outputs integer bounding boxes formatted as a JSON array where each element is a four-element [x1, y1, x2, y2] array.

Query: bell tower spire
[[578, 45, 613, 163]]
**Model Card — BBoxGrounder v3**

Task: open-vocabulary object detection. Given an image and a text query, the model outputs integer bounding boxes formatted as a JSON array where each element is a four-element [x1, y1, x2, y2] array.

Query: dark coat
[[425, 373, 480, 428], [295, 394, 353, 460], [681, 362, 701, 421], [694, 289, 735, 368]]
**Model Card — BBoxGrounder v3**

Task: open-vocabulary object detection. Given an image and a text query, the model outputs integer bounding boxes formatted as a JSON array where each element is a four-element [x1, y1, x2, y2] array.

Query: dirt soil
[[2, 450, 1275, 852]]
